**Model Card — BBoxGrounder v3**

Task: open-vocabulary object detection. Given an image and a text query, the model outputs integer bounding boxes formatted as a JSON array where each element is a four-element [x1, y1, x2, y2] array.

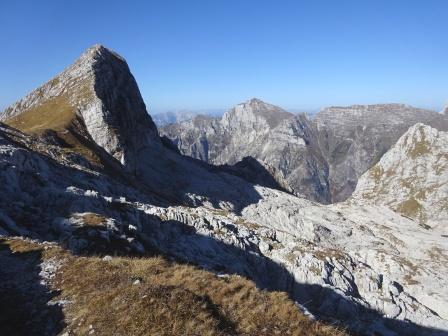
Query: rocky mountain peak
[[221, 98, 293, 130], [353, 123, 448, 232], [71, 44, 128, 75], [0, 44, 160, 168], [245, 97, 269, 107]]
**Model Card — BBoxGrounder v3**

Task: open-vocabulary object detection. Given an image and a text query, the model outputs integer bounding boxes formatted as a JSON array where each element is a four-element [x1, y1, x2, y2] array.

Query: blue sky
[[1, 0, 447, 113]]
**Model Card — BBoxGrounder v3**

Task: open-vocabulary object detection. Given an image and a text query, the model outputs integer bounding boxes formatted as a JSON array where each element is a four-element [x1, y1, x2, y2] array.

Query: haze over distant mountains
[[151, 109, 225, 127], [162, 100, 448, 203], [1, 45, 447, 335], [151, 107, 324, 128]]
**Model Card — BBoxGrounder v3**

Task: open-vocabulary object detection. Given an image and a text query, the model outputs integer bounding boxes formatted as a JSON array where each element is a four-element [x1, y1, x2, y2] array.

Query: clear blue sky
[[1, 0, 447, 113]]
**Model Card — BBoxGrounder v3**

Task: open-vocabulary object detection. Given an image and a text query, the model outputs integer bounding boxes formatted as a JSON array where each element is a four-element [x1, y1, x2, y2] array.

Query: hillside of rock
[[152, 109, 224, 127], [352, 123, 448, 233]]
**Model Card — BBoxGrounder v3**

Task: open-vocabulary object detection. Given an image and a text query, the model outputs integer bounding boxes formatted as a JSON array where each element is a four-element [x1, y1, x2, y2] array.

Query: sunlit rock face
[[353, 123, 448, 234]]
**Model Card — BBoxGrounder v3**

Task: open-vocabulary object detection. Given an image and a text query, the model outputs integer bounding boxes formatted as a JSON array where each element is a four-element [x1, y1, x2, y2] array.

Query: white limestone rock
[[353, 123, 448, 233]]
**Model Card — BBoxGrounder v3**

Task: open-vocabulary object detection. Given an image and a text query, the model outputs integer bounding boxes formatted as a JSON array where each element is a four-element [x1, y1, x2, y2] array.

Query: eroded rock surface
[[352, 123, 448, 234]]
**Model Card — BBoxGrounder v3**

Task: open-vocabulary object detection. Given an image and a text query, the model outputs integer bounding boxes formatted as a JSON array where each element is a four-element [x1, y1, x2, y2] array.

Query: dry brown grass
[[427, 247, 448, 264], [369, 165, 384, 184], [4, 92, 104, 166], [1, 238, 347, 336], [393, 256, 421, 286], [408, 127, 431, 158], [313, 248, 349, 262], [6, 95, 75, 134], [75, 213, 107, 227], [396, 198, 426, 223]]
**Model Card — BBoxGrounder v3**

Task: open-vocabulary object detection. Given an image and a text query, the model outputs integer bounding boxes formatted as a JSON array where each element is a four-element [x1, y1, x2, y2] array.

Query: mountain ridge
[[162, 100, 331, 203], [163, 100, 448, 202]]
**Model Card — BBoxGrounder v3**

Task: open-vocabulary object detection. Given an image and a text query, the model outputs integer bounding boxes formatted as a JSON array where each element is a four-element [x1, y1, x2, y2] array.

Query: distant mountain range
[[162, 100, 448, 203], [151, 109, 225, 127]]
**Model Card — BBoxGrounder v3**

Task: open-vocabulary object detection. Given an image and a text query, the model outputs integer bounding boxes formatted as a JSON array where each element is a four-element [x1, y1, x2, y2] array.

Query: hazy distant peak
[[245, 97, 266, 105], [322, 103, 411, 111], [223, 98, 293, 129], [314, 103, 445, 130], [443, 105, 448, 115]]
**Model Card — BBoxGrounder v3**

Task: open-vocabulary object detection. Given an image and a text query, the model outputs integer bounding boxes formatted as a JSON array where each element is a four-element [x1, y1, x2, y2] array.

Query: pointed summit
[[0, 44, 160, 167], [79, 44, 127, 64]]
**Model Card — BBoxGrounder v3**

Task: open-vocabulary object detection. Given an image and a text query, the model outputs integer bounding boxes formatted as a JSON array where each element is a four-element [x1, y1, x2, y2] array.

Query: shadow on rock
[[0, 241, 65, 336], [213, 156, 293, 194], [135, 216, 448, 336]]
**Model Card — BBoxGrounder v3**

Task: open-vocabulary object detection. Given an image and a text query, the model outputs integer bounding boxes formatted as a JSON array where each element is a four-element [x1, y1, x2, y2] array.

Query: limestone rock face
[[162, 100, 331, 203], [152, 110, 219, 127], [315, 104, 448, 201], [0, 44, 161, 169], [352, 123, 448, 233]]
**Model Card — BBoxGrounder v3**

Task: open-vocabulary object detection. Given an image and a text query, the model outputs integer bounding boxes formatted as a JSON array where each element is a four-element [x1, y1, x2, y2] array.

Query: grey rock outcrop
[[352, 123, 448, 233]]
